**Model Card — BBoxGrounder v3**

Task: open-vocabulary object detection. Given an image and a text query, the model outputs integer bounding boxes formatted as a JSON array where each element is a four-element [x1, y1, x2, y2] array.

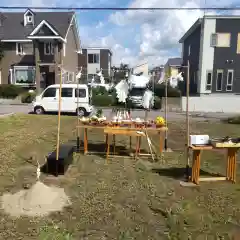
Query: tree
[[111, 63, 130, 84]]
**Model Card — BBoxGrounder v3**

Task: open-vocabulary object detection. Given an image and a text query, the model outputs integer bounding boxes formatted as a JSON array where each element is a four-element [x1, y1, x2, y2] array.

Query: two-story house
[[78, 47, 112, 83], [179, 15, 240, 95], [0, 9, 81, 93]]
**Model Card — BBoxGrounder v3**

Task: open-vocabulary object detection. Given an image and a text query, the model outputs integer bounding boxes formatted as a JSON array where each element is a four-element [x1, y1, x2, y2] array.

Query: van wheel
[[76, 107, 86, 117], [34, 106, 45, 115]]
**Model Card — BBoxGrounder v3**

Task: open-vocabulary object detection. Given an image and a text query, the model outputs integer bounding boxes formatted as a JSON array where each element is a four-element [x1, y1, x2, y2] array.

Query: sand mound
[[1, 181, 70, 217]]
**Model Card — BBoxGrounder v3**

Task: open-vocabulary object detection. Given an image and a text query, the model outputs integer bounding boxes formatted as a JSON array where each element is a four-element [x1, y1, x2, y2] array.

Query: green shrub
[[154, 85, 181, 98], [223, 116, 240, 124], [92, 94, 113, 107], [21, 91, 36, 103], [0, 84, 25, 99], [92, 86, 108, 96], [153, 96, 162, 109]]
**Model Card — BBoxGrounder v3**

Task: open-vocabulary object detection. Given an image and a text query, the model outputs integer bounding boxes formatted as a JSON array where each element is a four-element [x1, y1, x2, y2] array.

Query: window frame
[[211, 33, 231, 48], [226, 69, 234, 92], [44, 42, 54, 55], [216, 69, 223, 92], [16, 43, 24, 55], [88, 53, 100, 64], [42, 88, 56, 98], [205, 70, 213, 91]]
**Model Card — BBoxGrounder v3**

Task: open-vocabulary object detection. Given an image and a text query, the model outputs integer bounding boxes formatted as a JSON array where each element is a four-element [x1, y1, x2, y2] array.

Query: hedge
[[21, 91, 37, 103], [154, 85, 181, 98], [0, 84, 26, 99]]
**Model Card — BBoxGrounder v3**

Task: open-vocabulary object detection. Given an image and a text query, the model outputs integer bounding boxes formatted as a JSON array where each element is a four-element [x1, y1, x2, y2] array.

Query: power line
[[0, 6, 239, 11]]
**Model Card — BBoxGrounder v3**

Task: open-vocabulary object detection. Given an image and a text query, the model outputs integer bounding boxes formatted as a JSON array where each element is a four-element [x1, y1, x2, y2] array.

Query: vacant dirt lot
[[0, 114, 240, 239]]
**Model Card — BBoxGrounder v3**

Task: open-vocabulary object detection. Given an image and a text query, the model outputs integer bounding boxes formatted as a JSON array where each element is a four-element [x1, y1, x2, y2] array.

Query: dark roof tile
[[0, 11, 74, 40]]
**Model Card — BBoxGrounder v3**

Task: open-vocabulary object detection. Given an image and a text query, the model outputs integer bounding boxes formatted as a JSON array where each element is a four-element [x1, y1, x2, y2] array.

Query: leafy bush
[[21, 91, 36, 103], [92, 86, 108, 96], [92, 94, 113, 107], [154, 84, 181, 98], [0, 84, 25, 99], [153, 96, 162, 110], [223, 116, 240, 124]]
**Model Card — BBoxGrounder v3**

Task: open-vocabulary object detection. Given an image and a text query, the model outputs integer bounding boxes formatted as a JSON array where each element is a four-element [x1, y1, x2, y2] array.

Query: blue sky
[[2, 0, 240, 67]]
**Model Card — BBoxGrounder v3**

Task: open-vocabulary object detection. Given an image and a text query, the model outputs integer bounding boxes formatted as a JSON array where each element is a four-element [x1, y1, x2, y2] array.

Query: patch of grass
[[0, 115, 240, 239]]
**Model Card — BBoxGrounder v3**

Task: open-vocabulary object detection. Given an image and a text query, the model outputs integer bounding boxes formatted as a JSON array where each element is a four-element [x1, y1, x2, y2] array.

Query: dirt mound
[[1, 181, 70, 217]]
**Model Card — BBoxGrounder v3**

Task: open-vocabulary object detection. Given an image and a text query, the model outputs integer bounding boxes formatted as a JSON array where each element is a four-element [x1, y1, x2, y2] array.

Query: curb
[[0, 112, 15, 118]]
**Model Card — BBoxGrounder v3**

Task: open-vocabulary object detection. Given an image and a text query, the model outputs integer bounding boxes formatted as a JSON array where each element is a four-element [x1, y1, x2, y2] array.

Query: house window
[[14, 67, 35, 85], [16, 43, 24, 55], [68, 72, 74, 83], [44, 42, 54, 55], [75, 89, 86, 98], [211, 33, 230, 47], [216, 69, 223, 91], [226, 69, 234, 91], [237, 33, 240, 54], [188, 45, 191, 56], [27, 16, 33, 23], [61, 88, 73, 97], [205, 70, 212, 91], [88, 54, 99, 64]]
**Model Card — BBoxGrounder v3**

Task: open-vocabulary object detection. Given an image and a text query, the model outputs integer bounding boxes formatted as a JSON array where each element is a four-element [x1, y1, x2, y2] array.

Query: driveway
[[0, 104, 237, 121]]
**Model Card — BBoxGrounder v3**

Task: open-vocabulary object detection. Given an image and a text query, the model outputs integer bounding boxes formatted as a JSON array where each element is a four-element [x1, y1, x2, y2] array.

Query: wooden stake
[[164, 72, 168, 150], [185, 60, 190, 179], [56, 59, 63, 161]]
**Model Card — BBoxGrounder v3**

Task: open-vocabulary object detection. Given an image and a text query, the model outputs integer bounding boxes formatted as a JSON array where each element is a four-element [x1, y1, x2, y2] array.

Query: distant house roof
[[165, 57, 182, 67], [0, 11, 74, 40]]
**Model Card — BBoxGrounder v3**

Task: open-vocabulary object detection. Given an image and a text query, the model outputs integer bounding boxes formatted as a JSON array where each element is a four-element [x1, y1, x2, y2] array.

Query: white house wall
[[181, 95, 240, 113], [199, 18, 216, 94], [87, 49, 100, 74]]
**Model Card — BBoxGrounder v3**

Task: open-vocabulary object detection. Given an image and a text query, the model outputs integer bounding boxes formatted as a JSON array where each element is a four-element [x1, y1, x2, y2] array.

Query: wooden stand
[[77, 125, 167, 158], [189, 145, 239, 185]]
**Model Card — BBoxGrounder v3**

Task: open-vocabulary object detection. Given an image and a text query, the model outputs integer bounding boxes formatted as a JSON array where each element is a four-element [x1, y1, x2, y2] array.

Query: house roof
[[0, 11, 74, 40], [179, 15, 240, 43], [165, 57, 182, 67]]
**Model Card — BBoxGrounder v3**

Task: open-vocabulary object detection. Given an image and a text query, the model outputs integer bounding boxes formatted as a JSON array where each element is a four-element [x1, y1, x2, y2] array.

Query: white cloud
[[108, 0, 239, 67], [2, 0, 240, 68]]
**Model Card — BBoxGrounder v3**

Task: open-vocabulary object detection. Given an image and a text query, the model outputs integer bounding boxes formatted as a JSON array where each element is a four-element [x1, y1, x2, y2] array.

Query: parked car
[[32, 84, 94, 116]]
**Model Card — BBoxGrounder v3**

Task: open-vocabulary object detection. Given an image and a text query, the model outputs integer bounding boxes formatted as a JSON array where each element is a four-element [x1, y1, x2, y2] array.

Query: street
[[0, 104, 237, 121]]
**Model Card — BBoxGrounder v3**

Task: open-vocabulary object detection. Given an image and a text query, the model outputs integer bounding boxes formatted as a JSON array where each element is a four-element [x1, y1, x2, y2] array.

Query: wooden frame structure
[[189, 145, 239, 184], [77, 124, 167, 160]]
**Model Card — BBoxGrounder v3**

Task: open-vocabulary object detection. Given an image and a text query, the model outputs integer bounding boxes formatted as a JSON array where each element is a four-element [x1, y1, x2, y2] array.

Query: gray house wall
[[182, 25, 201, 95], [212, 18, 240, 93]]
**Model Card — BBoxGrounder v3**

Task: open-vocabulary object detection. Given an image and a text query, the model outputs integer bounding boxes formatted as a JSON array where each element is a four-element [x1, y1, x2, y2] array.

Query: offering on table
[[80, 117, 90, 124], [155, 116, 165, 127]]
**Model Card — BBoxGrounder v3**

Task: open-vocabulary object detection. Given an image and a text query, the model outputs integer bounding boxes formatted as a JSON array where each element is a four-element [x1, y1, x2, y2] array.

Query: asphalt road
[[0, 104, 237, 121]]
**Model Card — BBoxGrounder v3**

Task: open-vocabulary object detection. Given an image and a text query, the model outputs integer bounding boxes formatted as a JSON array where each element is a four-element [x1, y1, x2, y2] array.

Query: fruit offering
[[156, 116, 165, 125]]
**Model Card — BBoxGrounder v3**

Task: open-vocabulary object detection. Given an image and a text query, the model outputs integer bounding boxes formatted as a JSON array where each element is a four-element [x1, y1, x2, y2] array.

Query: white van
[[32, 84, 94, 116]]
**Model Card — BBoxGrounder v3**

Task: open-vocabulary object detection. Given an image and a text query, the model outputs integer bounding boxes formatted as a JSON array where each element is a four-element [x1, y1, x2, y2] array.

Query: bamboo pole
[[56, 59, 63, 162], [164, 71, 168, 150], [185, 60, 190, 180], [76, 67, 81, 152]]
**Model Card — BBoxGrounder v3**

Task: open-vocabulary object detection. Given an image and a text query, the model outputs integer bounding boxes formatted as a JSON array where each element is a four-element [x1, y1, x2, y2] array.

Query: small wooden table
[[77, 124, 167, 157], [189, 145, 239, 185]]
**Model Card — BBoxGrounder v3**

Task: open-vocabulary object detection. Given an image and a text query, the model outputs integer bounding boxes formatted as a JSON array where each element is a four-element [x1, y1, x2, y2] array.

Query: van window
[[42, 88, 56, 98], [61, 88, 73, 97], [75, 89, 86, 98]]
